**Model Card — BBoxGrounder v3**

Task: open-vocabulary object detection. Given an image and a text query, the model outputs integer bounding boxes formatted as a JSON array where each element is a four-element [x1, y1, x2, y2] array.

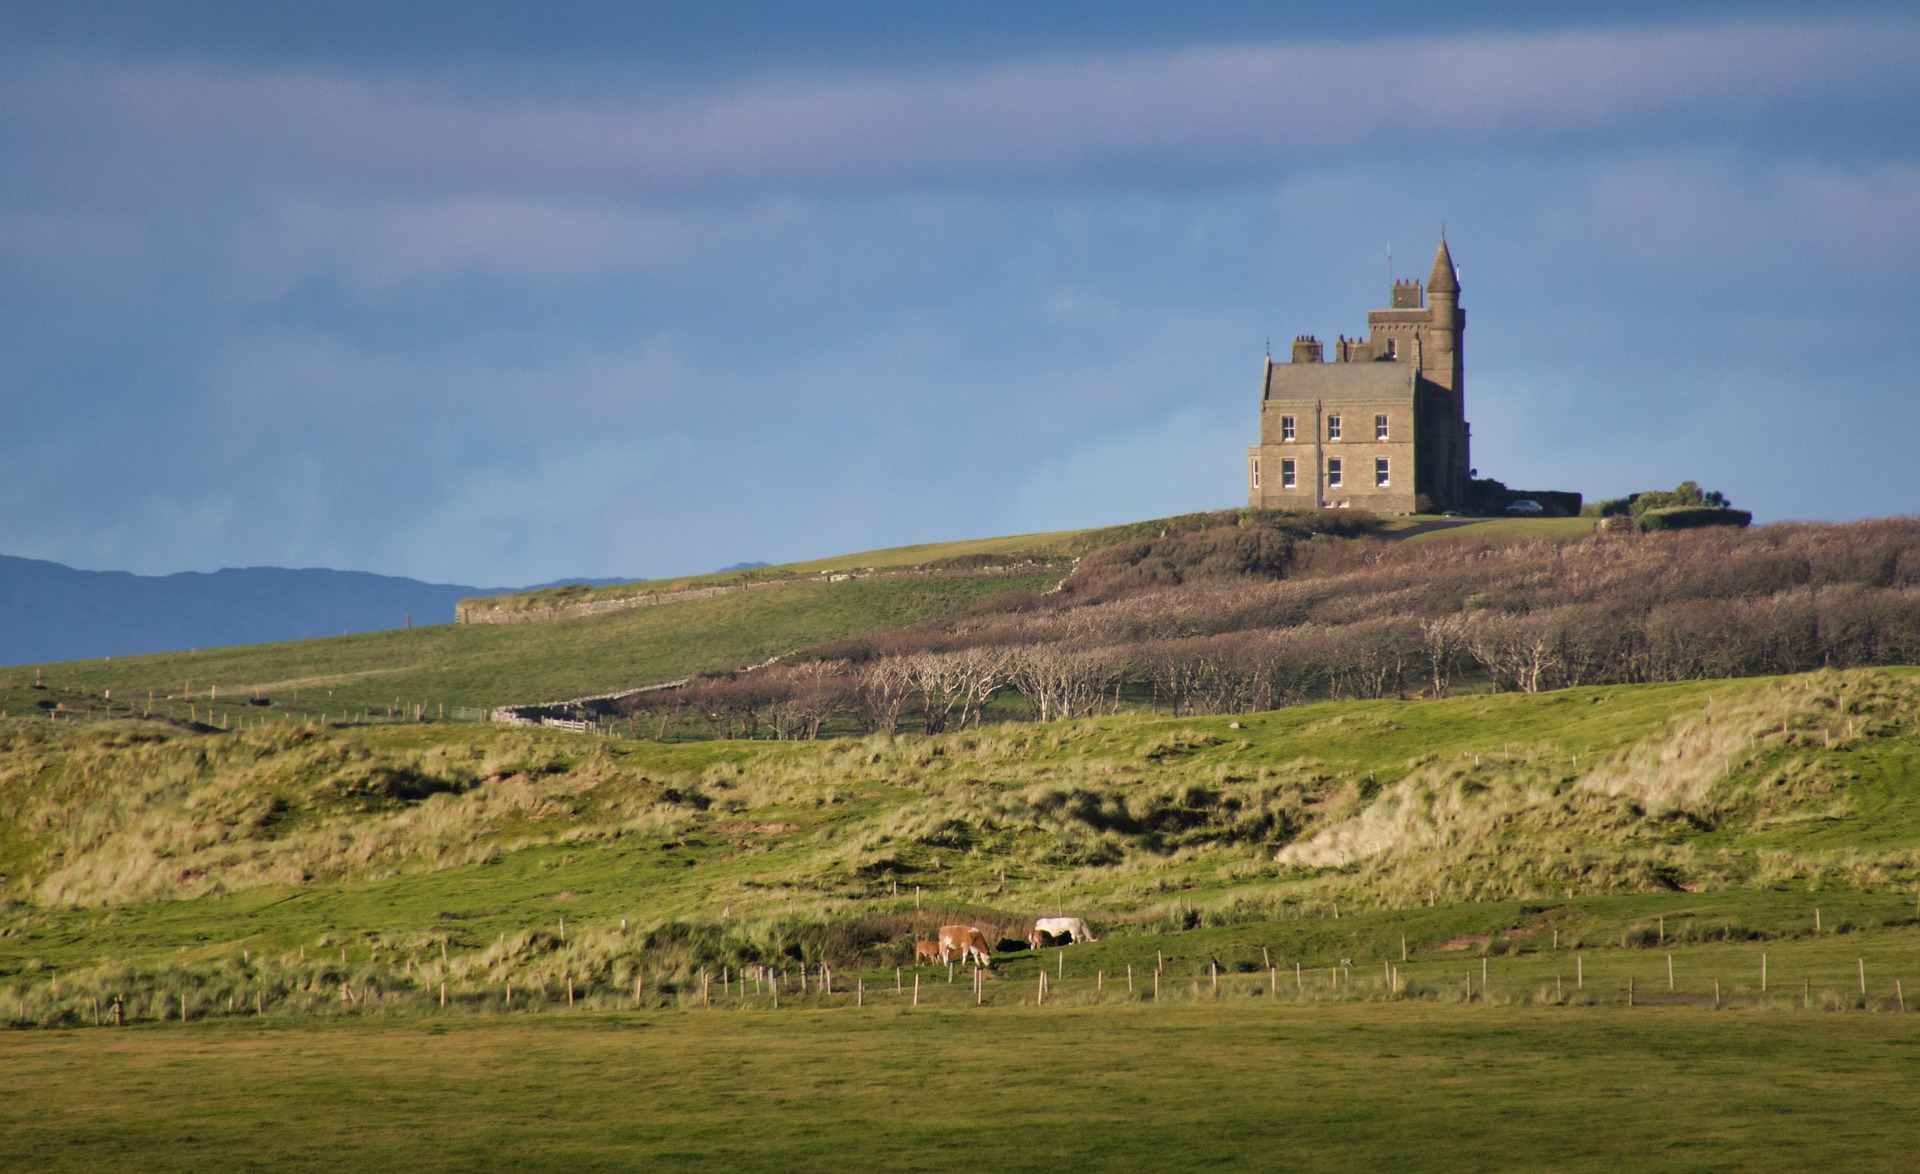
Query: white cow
[[1029, 917, 1098, 947]]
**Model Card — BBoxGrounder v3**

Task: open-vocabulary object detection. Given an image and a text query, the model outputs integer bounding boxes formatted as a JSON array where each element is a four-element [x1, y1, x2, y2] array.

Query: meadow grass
[[2, 1001, 1918, 1171], [1375, 514, 1601, 541], [0, 574, 1054, 718], [3, 667, 1920, 1168]]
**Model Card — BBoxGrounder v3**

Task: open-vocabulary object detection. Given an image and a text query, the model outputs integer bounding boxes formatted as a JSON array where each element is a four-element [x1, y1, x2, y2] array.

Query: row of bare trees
[[615, 520, 1920, 738]]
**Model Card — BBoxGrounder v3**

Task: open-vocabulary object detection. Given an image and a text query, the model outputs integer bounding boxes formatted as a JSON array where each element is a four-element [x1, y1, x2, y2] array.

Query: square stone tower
[[1246, 237, 1470, 513]]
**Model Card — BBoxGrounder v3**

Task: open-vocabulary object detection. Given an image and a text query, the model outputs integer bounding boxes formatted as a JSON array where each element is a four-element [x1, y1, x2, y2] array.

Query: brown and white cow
[[1028, 916, 1097, 947], [913, 940, 943, 966], [937, 924, 992, 968]]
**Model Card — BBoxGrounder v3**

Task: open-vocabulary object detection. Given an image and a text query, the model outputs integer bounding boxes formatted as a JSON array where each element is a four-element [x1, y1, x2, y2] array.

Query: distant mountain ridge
[[0, 555, 634, 666]]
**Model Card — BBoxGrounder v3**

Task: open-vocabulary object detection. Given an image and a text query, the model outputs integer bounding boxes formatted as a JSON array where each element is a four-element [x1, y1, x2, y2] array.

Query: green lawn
[[3, 1002, 1917, 1171], [1377, 514, 1601, 541]]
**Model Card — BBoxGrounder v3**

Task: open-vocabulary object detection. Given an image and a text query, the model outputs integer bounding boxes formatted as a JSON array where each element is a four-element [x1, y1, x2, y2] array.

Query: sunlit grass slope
[[0, 574, 1054, 719], [5, 667, 1919, 993]]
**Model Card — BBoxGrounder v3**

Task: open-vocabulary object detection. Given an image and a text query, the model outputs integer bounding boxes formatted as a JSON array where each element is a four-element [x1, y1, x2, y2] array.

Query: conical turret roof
[[1428, 236, 1459, 294]]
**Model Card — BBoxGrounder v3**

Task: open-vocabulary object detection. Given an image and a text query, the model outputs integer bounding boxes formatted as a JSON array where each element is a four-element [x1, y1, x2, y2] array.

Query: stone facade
[[1247, 238, 1471, 514]]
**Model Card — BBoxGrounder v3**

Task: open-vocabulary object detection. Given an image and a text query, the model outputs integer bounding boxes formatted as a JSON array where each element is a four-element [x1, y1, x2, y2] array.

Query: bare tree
[[1418, 614, 1469, 698], [852, 658, 915, 734], [906, 648, 1009, 733], [1007, 644, 1121, 723]]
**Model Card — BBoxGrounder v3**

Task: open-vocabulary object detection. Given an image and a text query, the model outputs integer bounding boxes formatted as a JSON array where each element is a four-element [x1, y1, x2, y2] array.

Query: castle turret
[[1423, 236, 1463, 393]]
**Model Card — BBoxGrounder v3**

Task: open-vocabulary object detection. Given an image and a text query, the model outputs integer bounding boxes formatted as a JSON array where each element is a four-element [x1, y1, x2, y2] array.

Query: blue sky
[[3, 2, 1916, 584]]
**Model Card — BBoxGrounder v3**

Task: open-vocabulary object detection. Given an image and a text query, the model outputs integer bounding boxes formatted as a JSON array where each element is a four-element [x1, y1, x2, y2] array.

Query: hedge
[[1636, 506, 1754, 532]]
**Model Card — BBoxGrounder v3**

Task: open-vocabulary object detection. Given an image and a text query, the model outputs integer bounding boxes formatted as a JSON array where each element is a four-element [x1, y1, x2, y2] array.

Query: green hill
[[5, 667, 1918, 1001], [2, 511, 1624, 731], [7, 516, 1920, 1169]]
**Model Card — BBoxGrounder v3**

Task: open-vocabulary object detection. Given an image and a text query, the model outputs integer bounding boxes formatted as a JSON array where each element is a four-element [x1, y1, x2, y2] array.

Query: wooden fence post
[[1859, 959, 1866, 995], [1667, 953, 1674, 991], [913, 974, 919, 1007]]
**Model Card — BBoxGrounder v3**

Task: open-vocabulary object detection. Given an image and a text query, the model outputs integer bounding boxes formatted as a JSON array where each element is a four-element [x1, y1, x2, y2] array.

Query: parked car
[[1504, 499, 1546, 516]]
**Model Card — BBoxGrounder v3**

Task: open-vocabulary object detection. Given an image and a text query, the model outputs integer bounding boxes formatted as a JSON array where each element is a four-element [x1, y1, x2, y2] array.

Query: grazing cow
[[937, 924, 992, 968], [1029, 917, 1097, 947], [913, 940, 943, 966]]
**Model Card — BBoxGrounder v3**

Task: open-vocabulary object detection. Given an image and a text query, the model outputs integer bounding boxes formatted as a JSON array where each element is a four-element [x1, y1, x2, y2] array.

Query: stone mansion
[[1247, 237, 1471, 513]]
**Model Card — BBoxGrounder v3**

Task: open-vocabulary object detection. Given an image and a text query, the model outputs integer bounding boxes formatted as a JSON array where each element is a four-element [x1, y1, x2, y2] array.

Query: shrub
[[1630, 480, 1734, 516], [1637, 507, 1754, 532]]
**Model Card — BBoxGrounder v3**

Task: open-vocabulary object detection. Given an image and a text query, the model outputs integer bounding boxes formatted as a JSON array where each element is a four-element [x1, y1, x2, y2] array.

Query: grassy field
[[0, 574, 1054, 720], [1379, 514, 1601, 541], [3, 668, 1918, 995], [0, 511, 1602, 727], [462, 511, 1594, 613], [461, 522, 1112, 616], [5, 667, 1920, 1168], [3, 1002, 1918, 1171]]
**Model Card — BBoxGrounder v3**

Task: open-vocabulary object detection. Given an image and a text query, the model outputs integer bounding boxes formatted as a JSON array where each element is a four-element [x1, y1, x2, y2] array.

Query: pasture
[[0, 573, 1054, 721], [2, 1000, 1916, 1171]]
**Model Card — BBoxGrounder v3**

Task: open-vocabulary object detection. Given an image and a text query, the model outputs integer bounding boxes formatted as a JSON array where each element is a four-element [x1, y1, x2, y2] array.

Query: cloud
[[4, 14, 1916, 208], [3, 14, 1918, 583]]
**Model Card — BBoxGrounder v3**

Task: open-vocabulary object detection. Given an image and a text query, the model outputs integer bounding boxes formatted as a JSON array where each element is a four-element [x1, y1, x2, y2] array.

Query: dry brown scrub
[[619, 518, 1920, 734]]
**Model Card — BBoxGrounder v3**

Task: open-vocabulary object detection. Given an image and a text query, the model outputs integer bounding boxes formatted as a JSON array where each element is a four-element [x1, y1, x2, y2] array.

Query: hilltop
[[10, 510, 1917, 746]]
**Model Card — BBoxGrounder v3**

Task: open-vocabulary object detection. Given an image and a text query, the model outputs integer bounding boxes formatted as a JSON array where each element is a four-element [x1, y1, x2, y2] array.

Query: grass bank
[[2, 1003, 1916, 1171]]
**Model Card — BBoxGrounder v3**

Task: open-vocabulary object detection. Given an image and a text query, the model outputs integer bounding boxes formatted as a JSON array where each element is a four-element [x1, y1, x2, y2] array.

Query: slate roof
[[1429, 237, 1460, 294], [1264, 360, 1416, 404]]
